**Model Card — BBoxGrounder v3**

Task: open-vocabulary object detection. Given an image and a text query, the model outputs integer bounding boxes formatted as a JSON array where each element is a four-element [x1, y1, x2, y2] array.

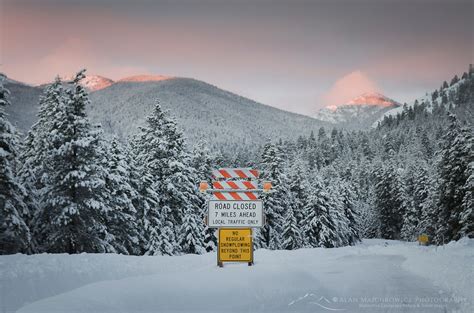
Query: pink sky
[[1, 0, 472, 115]]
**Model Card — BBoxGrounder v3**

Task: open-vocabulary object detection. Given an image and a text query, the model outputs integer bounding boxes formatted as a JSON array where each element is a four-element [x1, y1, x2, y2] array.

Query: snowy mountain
[[314, 92, 401, 129], [3, 75, 329, 159], [3, 79, 43, 131], [43, 74, 115, 92], [77, 75, 114, 91], [87, 78, 328, 158], [118, 74, 171, 82], [373, 75, 470, 127]]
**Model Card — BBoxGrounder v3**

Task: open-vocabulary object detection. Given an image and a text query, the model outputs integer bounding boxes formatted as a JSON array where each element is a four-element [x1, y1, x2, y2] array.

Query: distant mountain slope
[[78, 75, 114, 91], [373, 74, 472, 127], [118, 75, 171, 82], [4, 76, 328, 159], [314, 92, 400, 129], [88, 78, 328, 156], [3, 80, 43, 132]]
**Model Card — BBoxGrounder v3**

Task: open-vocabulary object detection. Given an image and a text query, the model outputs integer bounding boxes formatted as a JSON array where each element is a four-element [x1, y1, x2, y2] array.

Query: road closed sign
[[208, 200, 263, 228], [218, 228, 253, 264]]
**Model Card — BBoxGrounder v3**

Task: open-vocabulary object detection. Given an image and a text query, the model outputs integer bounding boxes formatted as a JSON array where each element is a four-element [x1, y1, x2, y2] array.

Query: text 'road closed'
[[208, 200, 263, 228]]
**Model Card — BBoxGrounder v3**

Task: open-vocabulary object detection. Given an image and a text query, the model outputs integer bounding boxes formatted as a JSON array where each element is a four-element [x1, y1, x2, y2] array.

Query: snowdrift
[[1, 239, 472, 313]]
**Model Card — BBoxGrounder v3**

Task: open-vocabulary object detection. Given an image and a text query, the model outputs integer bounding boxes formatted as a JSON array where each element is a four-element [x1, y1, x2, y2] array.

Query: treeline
[[1, 69, 472, 255], [1, 71, 207, 255], [270, 69, 473, 245], [0, 70, 360, 255]]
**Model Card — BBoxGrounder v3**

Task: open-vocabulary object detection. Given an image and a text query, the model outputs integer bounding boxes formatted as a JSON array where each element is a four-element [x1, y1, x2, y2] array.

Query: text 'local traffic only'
[[208, 200, 263, 228]]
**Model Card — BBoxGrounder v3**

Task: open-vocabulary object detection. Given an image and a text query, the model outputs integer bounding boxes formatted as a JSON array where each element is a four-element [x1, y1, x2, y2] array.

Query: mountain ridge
[[3, 74, 329, 161], [314, 92, 401, 128]]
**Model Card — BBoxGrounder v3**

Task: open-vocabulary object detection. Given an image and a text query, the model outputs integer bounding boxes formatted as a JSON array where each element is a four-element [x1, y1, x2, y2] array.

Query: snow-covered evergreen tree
[[259, 141, 288, 249], [356, 190, 380, 239], [127, 139, 165, 254], [281, 190, 302, 250], [373, 154, 406, 240], [436, 113, 473, 243], [338, 180, 361, 245], [17, 78, 68, 247], [287, 158, 309, 227], [18, 77, 65, 190], [102, 137, 141, 255], [190, 140, 217, 252], [401, 163, 429, 241], [179, 204, 205, 254], [134, 102, 203, 254], [302, 177, 337, 248], [35, 70, 113, 253], [460, 161, 473, 238], [0, 74, 31, 254]]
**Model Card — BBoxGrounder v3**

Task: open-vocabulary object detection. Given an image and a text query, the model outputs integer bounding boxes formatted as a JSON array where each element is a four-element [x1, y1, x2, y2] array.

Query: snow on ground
[[1, 239, 472, 313]]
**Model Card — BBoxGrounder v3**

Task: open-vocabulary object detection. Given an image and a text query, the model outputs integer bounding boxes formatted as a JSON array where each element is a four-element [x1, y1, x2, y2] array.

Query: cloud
[[319, 70, 380, 109]]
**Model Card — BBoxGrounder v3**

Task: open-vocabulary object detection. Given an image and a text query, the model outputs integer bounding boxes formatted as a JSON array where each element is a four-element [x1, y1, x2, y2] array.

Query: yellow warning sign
[[418, 234, 429, 245], [218, 228, 253, 263]]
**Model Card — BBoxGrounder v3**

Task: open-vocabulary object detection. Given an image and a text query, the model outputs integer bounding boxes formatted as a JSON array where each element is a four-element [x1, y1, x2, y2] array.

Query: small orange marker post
[[199, 181, 209, 193], [263, 181, 272, 193]]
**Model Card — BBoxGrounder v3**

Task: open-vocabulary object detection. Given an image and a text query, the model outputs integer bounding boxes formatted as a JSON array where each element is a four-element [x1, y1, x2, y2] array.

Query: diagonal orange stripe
[[214, 192, 227, 200], [245, 192, 258, 200], [228, 181, 240, 189], [229, 192, 243, 200], [213, 181, 225, 189], [250, 169, 259, 178], [220, 169, 232, 178], [243, 181, 256, 189], [234, 169, 247, 178]]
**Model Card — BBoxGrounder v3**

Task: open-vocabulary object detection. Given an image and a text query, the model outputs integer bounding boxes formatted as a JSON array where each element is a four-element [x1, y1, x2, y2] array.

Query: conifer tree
[[450, 75, 459, 86], [18, 78, 67, 243], [357, 188, 380, 239], [260, 141, 288, 249], [373, 157, 406, 240], [0, 74, 31, 254], [401, 163, 430, 240], [35, 70, 112, 253], [281, 203, 302, 250], [179, 204, 205, 254], [128, 139, 165, 254], [102, 138, 141, 254], [338, 180, 361, 245], [287, 158, 309, 225], [134, 102, 203, 254], [460, 163, 473, 238], [303, 177, 337, 248], [191, 140, 217, 252], [436, 113, 473, 243]]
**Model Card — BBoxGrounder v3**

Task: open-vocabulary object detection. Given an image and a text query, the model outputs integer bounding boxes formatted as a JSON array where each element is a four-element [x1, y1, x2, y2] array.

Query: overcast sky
[[1, 0, 472, 115]]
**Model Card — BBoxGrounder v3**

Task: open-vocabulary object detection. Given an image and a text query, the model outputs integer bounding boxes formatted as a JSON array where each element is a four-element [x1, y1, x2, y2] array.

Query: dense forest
[[0, 67, 472, 255]]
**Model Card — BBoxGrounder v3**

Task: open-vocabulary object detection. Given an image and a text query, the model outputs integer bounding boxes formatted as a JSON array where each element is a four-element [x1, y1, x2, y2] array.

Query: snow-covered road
[[1, 239, 472, 313]]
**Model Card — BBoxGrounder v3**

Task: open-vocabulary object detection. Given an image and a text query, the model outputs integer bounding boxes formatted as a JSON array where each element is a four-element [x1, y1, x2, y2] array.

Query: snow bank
[[360, 238, 474, 312], [1, 239, 472, 313], [400, 239, 473, 303], [0, 252, 210, 312]]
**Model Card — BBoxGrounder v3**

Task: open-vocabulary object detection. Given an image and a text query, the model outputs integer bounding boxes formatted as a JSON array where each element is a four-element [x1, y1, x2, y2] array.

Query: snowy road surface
[[1, 239, 472, 313]]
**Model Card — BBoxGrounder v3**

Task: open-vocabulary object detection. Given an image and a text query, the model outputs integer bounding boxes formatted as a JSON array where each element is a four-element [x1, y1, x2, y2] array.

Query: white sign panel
[[208, 200, 264, 228]]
